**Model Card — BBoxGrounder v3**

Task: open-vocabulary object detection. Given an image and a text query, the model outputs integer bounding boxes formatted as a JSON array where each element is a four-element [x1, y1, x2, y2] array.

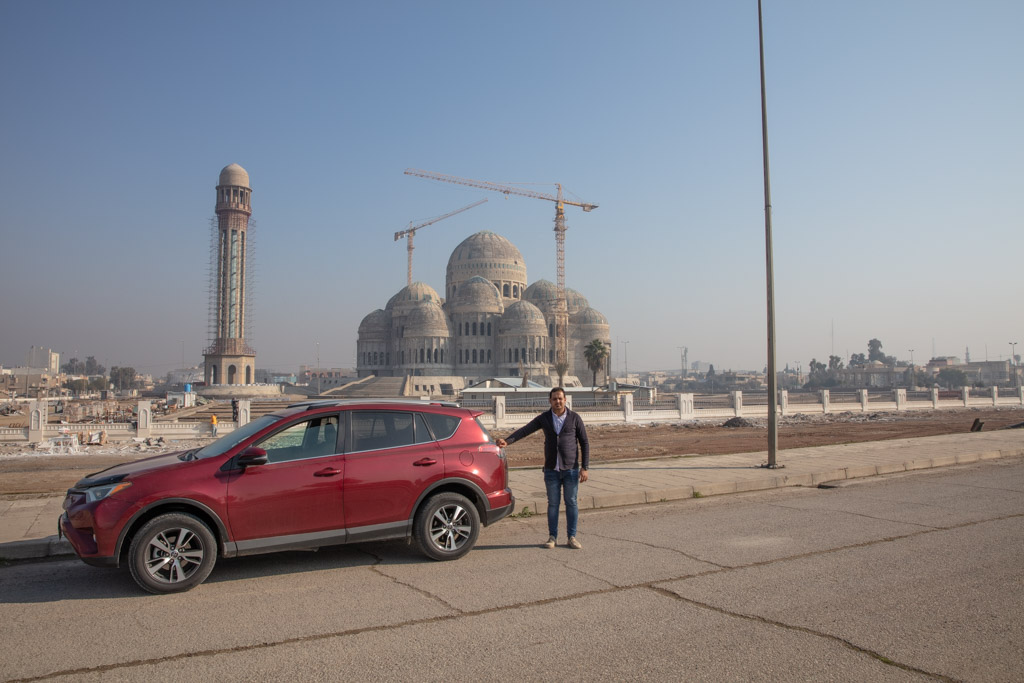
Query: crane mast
[[394, 199, 487, 286], [404, 168, 597, 370]]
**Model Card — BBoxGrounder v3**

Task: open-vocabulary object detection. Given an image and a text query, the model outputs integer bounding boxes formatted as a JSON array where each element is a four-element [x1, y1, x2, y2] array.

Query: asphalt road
[[2, 458, 1022, 682]]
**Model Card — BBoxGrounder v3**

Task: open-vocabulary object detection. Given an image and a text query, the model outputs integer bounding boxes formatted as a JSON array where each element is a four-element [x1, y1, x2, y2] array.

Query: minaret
[[203, 163, 256, 385]]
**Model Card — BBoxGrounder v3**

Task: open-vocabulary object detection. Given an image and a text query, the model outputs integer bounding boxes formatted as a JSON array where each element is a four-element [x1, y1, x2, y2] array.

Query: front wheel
[[413, 493, 480, 561], [128, 513, 217, 594]]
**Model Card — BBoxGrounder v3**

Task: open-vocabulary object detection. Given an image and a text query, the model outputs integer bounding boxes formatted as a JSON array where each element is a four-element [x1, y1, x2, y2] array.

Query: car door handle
[[314, 468, 342, 477], [413, 458, 437, 467]]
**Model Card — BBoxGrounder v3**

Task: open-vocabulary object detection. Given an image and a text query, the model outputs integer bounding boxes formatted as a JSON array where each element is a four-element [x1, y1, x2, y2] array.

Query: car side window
[[351, 411, 418, 452], [423, 412, 460, 441], [414, 413, 433, 444], [258, 415, 340, 463]]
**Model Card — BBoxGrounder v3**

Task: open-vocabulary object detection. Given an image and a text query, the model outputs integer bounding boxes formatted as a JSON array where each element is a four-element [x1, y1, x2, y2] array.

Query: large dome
[[219, 163, 250, 188], [449, 276, 503, 314], [405, 301, 451, 337], [386, 282, 442, 314], [446, 231, 527, 301]]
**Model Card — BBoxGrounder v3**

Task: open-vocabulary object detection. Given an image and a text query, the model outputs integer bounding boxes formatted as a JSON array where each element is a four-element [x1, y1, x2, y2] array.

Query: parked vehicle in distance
[[60, 399, 514, 594]]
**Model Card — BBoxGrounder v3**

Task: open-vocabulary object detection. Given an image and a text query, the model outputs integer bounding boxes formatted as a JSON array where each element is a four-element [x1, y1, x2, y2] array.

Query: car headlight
[[85, 482, 132, 503]]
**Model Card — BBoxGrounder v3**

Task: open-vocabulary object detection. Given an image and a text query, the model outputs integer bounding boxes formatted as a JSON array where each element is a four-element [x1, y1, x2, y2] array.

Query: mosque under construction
[[356, 230, 612, 391]]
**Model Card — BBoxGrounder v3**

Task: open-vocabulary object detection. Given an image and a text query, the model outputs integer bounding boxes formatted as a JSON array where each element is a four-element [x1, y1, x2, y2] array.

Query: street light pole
[[316, 341, 321, 395], [1011, 342, 1018, 387], [909, 348, 914, 388], [623, 341, 630, 380], [758, 0, 781, 469]]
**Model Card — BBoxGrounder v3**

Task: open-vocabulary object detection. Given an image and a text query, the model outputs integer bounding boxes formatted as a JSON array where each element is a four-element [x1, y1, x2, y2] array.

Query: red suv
[[59, 400, 514, 594]]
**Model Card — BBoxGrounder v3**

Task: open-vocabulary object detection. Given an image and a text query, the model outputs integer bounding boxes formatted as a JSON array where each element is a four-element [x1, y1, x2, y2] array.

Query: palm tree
[[583, 339, 610, 387]]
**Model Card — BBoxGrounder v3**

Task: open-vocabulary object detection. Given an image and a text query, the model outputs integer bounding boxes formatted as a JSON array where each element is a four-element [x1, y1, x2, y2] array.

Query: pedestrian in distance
[[210, 413, 218, 437], [496, 387, 589, 549]]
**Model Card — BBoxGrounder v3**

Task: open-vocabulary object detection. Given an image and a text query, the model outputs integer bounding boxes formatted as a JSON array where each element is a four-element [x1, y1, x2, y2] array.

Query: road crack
[[646, 585, 958, 681]]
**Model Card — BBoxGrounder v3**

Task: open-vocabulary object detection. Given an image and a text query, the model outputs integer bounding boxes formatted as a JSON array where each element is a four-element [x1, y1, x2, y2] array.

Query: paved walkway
[[2, 430, 1021, 561]]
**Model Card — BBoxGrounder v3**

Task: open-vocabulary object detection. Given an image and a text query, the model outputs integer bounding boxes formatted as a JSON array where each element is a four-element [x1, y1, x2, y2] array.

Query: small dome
[[573, 307, 608, 325], [405, 301, 451, 337], [449, 276, 503, 313], [219, 163, 250, 188], [386, 282, 442, 312], [358, 309, 391, 337], [499, 300, 547, 335], [523, 279, 558, 302], [566, 288, 590, 314]]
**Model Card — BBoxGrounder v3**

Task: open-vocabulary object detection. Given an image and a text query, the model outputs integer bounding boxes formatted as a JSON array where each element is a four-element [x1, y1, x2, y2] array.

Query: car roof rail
[[286, 398, 462, 410]]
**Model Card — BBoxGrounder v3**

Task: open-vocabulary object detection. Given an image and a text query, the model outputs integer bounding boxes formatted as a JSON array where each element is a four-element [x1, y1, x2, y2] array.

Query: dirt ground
[[1, 407, 1021, 496]]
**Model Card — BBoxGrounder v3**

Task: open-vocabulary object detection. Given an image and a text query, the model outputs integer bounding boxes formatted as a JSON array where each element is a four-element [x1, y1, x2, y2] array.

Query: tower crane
[[394, 199, 487, 286], [404, 168, 597, 368]]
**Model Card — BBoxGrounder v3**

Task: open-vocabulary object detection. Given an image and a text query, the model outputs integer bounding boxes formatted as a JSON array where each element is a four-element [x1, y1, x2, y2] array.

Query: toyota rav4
[[59, 399, 514, 594]]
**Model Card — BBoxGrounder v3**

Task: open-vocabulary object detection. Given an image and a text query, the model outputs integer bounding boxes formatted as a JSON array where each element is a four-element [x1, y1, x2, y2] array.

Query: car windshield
[[194, 415, 281, 459]]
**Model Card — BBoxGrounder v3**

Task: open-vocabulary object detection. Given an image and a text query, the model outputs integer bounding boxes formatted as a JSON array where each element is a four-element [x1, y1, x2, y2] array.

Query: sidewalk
[[2, 430, 1021, 562]]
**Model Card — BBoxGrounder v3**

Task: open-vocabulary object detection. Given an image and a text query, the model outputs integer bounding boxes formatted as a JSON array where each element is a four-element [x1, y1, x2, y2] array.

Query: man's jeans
[[543, 468, 579, 538]]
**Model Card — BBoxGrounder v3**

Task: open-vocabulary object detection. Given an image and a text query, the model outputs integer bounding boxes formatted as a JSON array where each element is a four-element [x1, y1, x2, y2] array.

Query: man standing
[[210, 413, 218, 437], [496, 387, 589, 549]]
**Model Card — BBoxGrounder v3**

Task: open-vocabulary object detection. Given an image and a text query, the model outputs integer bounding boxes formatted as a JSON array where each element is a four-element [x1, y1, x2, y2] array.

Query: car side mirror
[[237, 447, 268, 468]]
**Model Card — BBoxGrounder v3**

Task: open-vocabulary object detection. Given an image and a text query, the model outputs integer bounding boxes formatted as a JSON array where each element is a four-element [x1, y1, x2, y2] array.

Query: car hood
[[73, 450, 196, 488]]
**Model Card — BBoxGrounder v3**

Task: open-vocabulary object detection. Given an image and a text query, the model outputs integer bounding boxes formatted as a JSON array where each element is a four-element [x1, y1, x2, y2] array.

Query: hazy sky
[[1, 1, 1021, 377]]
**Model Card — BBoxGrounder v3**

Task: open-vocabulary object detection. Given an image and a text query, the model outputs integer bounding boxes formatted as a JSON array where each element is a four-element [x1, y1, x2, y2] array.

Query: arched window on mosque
[[472, 349, 478, 364], [433, 348, 438, 363], [472, 322, 477, 336], [487, 322, 492, 336], [503, 284, 510, 297]]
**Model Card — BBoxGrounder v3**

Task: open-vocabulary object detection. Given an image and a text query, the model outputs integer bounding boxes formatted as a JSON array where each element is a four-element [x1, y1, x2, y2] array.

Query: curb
[[0, 536, 73, 562], [512, 448, 1024, 516]]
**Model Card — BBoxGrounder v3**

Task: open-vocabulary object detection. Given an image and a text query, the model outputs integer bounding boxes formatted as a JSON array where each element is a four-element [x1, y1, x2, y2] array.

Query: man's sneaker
[[567, 536, 582, 550], [543, 536, 556, 549]]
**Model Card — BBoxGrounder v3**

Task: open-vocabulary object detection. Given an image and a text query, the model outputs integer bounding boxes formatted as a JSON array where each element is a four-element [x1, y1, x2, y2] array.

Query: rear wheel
[[413, 493, 480, 561], [128, 513, 216, 594]]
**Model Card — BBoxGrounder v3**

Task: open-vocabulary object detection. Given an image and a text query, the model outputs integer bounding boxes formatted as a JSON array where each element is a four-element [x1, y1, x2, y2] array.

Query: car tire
[[413, 492, 480, 561], [128, 512, 217, 594]]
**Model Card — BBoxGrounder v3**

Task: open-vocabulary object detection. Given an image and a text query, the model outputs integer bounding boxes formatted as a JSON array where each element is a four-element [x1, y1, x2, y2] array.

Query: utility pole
[[1011, 342, 1018, 387], [623, 341, 630, 379], [908, 349, 914, 388], [316, 341, 321, 396], [758, 0, 781, 469], [677, 346, 687, 386]]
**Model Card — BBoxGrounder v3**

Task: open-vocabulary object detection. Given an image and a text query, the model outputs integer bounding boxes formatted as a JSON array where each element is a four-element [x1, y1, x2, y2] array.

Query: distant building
[[837, 361, 905, 388], [926, 356, 961, 373], [25, 346, 60, 374], [297, 366, 353, 390], [963, 360, 1013, 386], [166, 367, 203, 386]]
